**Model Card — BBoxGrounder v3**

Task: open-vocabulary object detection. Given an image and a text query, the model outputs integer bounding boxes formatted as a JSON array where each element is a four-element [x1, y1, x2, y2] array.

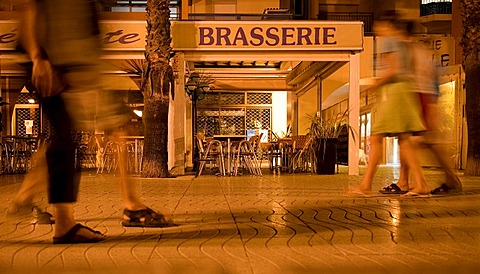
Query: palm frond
[[121, 59, 145, 76]]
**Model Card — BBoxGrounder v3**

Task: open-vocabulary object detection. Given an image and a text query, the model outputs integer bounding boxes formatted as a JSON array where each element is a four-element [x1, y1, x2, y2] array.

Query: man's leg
[[7, 145, 48, 212]]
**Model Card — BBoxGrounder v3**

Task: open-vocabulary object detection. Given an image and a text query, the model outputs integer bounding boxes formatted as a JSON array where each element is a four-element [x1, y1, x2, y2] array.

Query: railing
[[420, 2, 452, 17], [189, 12, 293, 21], [317, 12, 374, 35]]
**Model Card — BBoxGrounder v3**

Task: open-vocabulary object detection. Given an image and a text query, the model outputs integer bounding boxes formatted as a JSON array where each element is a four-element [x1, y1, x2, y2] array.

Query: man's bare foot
[[406, 186, 430, 196]]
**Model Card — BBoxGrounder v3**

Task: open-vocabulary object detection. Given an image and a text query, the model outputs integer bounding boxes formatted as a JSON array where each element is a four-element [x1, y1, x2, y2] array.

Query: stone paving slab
[[0, 167, 479, 274]]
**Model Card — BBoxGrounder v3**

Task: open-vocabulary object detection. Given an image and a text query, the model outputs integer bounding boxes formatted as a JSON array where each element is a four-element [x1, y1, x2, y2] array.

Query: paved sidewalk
[[1, 167, 479, 274]]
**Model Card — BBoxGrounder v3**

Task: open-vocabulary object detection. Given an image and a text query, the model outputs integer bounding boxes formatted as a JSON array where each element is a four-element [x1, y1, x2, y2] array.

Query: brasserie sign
[[171, 21, 363, 51], [0, 20, 363, 52]]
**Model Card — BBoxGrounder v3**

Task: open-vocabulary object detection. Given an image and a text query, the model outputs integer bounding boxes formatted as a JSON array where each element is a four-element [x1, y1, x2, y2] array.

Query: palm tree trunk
[[460, 0, 480, 176], [142, 0, 174, 177]]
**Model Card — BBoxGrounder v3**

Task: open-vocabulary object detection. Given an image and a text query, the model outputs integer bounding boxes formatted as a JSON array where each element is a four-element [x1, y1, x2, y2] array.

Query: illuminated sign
[[171, 21, 364, 51], [1, 20, 364, 52], [0, 20, 147, 51], [0, 21, 18, 50]]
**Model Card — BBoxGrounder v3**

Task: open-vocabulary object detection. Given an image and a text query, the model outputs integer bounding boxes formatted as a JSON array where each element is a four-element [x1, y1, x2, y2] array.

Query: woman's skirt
[[371, 81, 426, 136]]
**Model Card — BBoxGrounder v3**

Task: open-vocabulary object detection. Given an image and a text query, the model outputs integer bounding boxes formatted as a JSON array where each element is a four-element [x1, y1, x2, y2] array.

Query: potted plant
[[306, 109, 355, 174]]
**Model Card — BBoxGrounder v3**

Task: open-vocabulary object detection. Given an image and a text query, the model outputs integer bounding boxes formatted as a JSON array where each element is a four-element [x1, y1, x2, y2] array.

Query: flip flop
[[53, 224, 106, 244], [401, 192, 432, 198]]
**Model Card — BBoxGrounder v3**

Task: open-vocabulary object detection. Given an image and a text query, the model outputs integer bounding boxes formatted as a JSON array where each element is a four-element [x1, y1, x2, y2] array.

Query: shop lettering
[[0, 29, 17, 44], [199, 26, 337, 46], [418, 38, 451, 67], [103, 30, 140, 45]]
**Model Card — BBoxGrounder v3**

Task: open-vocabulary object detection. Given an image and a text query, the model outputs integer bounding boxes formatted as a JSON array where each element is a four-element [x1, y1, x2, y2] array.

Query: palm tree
[[140, 0, 175, 177], [460, 0, 480, 176]]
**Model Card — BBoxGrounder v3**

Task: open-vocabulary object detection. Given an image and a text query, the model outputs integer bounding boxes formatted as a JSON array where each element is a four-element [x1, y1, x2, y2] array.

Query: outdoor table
[[268, 138, 293, 171], [118, 136, 144, 174], [213, 135, 246, 175]]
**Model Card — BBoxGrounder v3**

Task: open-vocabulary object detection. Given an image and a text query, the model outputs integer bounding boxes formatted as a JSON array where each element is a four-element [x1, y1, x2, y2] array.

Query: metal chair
[[96, 140, 119, 174], [232, 137, 262, 176], [288, 135, 314, 173], [196, 136, 226, 177]]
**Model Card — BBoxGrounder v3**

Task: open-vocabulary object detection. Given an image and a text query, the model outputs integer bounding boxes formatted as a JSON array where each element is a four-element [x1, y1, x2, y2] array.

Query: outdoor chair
[[96, 140, 119, 174], [288, 135, 314, 173], [232, 137, 262, 176], [196, 136, 225, 176]]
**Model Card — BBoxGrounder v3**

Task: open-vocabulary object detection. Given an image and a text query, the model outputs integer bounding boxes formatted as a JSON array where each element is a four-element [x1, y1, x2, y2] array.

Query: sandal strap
[[53, 224, 105, 244], [61, 223, 84, 239], [431, 183, 451, 194], [382, 183, 400, 192]]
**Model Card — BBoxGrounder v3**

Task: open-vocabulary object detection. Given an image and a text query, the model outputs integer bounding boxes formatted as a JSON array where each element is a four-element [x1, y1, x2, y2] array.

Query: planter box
[[315, 138, 337, 175]]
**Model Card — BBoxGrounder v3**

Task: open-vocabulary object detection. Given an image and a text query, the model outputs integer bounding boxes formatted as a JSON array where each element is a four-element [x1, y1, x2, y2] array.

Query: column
[[171, 52, 187, 175], [348, 53, 360, 175]]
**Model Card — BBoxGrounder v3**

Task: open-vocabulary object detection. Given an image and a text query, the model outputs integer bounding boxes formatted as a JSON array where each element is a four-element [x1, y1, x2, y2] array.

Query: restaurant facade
[[0, 0, 466, 175]]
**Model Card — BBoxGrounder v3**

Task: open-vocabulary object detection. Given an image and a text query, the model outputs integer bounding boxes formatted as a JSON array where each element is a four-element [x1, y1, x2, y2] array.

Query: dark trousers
[[41, 94, 80, 204]]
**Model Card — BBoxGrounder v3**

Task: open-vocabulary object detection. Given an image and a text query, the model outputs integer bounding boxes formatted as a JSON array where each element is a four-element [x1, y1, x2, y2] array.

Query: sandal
[[32, 206, 55, 225], [53, 224, 106, 244], [379, 183, 408, 194], [430, 183, 460, 195], [122, 207, 176, 228]]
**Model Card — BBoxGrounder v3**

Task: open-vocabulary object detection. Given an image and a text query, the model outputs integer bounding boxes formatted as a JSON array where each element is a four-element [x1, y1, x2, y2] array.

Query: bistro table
[[268, 138, 293, 171], [213, 135, 246, 175], [118, 136, 144, 174]]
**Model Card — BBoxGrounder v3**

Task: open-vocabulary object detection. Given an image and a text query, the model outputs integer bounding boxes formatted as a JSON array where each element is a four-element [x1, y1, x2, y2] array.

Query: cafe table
[[213, 135, 246, 175], [118, 136, 144, 174]]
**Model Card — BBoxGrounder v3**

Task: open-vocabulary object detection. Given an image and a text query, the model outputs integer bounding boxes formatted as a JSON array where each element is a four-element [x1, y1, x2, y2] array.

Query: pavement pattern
[[0, 167, 479, 274]]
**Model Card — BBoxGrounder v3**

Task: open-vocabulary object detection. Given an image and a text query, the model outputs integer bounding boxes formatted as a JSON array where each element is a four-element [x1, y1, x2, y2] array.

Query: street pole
[[192, 88, 199, 171], [185, 72, 209, 172]]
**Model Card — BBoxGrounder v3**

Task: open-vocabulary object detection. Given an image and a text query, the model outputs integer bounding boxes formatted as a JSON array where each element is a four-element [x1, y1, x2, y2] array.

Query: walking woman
[[350, 11, 430, 197]]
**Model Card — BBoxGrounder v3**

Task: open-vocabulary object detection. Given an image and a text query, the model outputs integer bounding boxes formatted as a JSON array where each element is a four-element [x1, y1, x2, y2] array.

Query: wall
[[297, 85, 317, 135], [237, 0, 279, 13], [322, 36, 374, 101], [272, 91, 288, 138]]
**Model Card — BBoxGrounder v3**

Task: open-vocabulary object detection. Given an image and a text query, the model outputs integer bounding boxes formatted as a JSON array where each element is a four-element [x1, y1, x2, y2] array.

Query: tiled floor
[[1, 167, 479, 274]]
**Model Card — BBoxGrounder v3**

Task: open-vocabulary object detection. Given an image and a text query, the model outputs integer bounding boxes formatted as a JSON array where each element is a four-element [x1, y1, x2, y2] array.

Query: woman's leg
[[356, 134, 384, 192], [396, 148, 410, 190], [397, 133, 430, 194]]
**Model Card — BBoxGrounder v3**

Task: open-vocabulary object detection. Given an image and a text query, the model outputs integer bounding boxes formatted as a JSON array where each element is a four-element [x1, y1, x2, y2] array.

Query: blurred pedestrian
[[14, 0, 107, 243], [379, 21, 462, 195], [13, 0, 173, 244], [349, 11, 430, 197]]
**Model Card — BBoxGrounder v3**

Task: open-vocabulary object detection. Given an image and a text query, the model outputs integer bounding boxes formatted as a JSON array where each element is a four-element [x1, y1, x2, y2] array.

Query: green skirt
[[371, 81, 426, 136]]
